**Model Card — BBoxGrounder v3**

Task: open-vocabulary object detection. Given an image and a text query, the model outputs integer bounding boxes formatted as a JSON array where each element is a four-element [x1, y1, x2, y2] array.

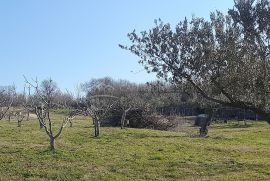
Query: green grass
[[0, 116, 270, 180]]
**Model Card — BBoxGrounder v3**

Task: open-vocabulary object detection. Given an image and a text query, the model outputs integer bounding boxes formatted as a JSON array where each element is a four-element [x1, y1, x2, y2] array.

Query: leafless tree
[[120, 102, 131, 129], [86, 95, 118, 137], [7, 111, 16, 121], [66, 113, 75, 127], [25, 77, 69, 150], [82, 77, 181, 129], [24, 86, 31, 121], [118, 93, 146, 129], [64, 109, 86, 127], [0, 87, 15, 120], [15, 111, 26, 127]]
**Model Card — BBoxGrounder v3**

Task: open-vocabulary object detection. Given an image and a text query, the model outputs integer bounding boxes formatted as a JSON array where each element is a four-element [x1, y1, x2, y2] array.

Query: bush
[[141, 114, 176, 130], [102, 107, 177, 131]]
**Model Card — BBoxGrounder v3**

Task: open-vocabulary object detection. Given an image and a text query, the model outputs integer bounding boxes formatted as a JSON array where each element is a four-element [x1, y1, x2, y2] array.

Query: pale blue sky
[[0, 0, 234, 93]]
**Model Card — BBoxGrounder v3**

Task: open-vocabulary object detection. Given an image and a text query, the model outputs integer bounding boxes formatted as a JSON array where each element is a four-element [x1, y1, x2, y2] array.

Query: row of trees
[[1, 70, 263, 150], [2, 0, 270, 150], [81, 77, 206, 111], [0, 76, 204, 150]]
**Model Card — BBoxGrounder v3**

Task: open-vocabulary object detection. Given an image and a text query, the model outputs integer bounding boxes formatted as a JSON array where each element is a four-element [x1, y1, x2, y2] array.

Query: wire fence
[[156, 106, 258, 120]]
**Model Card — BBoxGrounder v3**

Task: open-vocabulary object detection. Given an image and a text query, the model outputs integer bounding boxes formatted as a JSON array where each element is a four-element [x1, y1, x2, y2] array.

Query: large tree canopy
[[120, 0, 270, 123]]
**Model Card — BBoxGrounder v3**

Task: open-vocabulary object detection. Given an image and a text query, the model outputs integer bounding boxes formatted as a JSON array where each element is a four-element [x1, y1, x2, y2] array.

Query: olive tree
[[121, 0, 270, 124]]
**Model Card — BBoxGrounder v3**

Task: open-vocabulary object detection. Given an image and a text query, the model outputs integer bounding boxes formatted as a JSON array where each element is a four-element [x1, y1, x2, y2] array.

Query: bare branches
[[24, 77, 69, 150], [84, 95, 119, 137], [54, 118, 69, 139], [23, 76, 49, 105], [0, 87, 15, 120], [15, 111, 26, 127]]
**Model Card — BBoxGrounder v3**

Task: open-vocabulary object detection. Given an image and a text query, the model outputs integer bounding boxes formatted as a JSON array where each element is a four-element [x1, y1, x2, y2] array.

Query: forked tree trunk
[[49, 136, 55, 150], [121, 107, 131, 129]]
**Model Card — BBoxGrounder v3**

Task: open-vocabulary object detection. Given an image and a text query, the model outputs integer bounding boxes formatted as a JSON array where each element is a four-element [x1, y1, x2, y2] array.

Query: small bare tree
[[7, 111, 16, 121], [25, 77, 69, 150], [0, 87, 15, 120], [23, 86, 31, 121], [64, 109, 85, 127], [86, 95, 118, 137], [120, 104, 131, 129], [66, 114, 75, 127], [81, 77, 160, 129], [15, 111, 26, 127]]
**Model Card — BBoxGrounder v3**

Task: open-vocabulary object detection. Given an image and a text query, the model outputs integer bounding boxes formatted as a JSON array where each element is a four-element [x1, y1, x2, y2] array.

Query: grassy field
[[0, 114, 270, 181]]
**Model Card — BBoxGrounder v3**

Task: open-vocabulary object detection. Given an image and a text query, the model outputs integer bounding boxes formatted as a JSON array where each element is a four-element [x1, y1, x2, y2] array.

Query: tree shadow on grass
[[128, 134, 184, 139], [36, 148, 68, 158], [213, 123, 252, 129]]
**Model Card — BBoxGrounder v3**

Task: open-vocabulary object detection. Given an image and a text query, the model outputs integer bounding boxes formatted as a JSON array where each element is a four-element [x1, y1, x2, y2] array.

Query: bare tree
[[64, 109, 86, 127], [22, 85, 44, 129], [82, 78, 148, 129], [23, 85, 31, 121], [25, 77, 69, 150], [118, 93, 146, 129], [0, 87, 15, 120], [66, 113, 75, 127], [120, 101, 131, 129], [86, 95, 118, 137], [15, 111, 26, 127], [7, 111, 16, 121]]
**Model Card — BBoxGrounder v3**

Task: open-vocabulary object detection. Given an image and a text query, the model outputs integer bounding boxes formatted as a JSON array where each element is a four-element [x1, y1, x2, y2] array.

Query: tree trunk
[[121, 109, 127, 129], [94, 119, 100, 137], [69, 120, 73, 127], [97, 120, 100, 136], [26, 111, 30, 121], [196, 114, 211, 137], [8, 113, 11, 121], [94, 120, 97, 136], [121, 107, 131, 129], [39, 120, 44, 129], [17, 120, 21, 127], [49, 136, 55, 150]]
